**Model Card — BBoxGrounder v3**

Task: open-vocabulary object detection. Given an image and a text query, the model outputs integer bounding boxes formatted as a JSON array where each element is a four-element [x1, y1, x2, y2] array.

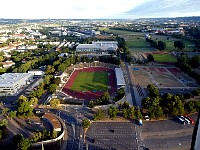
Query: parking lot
[[85, 122, 138, 150], [141, 114, 197, 150]]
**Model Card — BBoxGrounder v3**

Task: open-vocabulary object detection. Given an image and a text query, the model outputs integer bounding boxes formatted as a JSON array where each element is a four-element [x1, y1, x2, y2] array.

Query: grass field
[[70, 72, 108, 92], [152, 54, 177, 62]]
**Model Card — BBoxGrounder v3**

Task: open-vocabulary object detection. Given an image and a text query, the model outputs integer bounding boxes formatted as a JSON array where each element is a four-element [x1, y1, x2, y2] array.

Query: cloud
[[0, 0, 199, 19], [124, 0, 200, 18]]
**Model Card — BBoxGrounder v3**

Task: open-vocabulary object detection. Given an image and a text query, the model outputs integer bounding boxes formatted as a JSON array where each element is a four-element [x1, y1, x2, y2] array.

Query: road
[[124, 62, 138, 106], [50, 108, 83, 150]]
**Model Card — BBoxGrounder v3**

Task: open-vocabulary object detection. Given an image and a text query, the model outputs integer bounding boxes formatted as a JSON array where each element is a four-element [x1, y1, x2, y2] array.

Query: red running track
[[62, 67, 117, 100]]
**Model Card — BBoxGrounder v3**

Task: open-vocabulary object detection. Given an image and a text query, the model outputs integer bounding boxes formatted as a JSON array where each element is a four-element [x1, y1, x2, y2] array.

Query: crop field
[[152, 53, 177, 62], [70, 72, 108, 92]]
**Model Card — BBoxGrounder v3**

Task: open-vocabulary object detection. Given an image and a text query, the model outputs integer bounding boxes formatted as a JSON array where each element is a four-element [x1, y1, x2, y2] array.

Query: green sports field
[[70, 72, 108, 92], [152, 54, 177, 62]]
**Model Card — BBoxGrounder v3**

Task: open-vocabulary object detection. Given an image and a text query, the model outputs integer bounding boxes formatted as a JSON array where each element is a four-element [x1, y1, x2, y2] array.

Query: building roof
[[76, 44, 101, 49], [115, 68, 125, 86], [0, 73, 33, 87]]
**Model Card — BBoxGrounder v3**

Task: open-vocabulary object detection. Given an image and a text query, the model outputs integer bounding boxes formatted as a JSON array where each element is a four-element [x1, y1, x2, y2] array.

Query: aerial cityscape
[[0, 1, 200, 150]]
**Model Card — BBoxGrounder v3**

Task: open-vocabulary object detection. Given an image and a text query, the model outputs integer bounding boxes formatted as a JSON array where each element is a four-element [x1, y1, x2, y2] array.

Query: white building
[[76, 41, 118, 52], [115, 68, 126, 89], [76, 44, 101, 52], [0, 73, 33, 96]]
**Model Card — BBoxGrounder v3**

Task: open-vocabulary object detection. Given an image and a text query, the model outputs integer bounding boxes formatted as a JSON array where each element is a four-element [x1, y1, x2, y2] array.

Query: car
[[184, 115, 195, 124], [179, 116, 190, 124], [144, 115, 150, 121], [175, 116, 185, 125]]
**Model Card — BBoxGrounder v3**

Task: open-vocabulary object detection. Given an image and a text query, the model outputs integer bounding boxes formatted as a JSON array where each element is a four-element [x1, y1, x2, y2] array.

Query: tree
[[154, 106, 164, 119], [122, 101, 129, 109], [174, 41, 185, 50], [9, 111, 17, 119], [29, 97, 38, 105], [2, 108, 9, 116], [0, 119, 8, 127], [101, 91, 110, 103], [147, 84, 159, 98], [82, 119, 91, 129], [142, 97, 151, 109], [94, 109, 105, 121], [189, 55, 200, 68], [17, 138, 31, 150], [50, 99, 60, 108], [157, 41, 166, 50], [17, 96, 33, 117], [122, 108, 128, 119], [127, 107, 135, 119], [48, 84, 58, 93], [108, 106, 118, 118], [12, 134, 24, 148], [147, 54, 154, 62], [135, 108, 142, 120]]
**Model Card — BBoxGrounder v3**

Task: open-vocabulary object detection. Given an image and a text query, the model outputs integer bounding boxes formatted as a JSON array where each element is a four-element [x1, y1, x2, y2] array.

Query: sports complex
[[62, 62, 125, 100]]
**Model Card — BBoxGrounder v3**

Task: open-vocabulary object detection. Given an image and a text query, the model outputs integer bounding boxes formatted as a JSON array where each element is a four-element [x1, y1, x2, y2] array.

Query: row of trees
[[116, 37, 132, 62], [93, 101, 142, 121], [176, 54, 200, 84], [142, 84, 200, 118], [32, 130, 58, 143], [88, 91, 111, 108], [146, 38, 166, 50]]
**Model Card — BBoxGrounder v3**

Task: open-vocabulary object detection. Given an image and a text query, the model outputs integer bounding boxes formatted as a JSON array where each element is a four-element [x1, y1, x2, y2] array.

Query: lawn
[[152, 54, 177, 62], [70, 72, 108, 92]]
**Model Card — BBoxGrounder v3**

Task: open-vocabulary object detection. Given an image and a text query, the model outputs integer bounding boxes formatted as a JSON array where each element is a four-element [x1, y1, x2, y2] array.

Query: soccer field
[[70, 72, 108, 92], [152, 54, 177, 62]]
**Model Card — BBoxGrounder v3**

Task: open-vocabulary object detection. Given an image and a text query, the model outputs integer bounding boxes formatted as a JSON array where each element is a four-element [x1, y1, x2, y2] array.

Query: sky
[[1, 0, 200, 19]]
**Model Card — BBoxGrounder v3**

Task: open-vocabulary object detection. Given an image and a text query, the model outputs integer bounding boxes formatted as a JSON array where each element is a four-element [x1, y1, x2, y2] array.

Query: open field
[[70, 72, 108, 92], [131, 66, 198, 88], [152, 53, 177, 62]]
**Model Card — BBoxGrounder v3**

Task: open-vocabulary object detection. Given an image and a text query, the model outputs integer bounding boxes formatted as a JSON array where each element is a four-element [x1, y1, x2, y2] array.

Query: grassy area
[[99, 27, 141, 35], [70, 72, 108, 92], [150, 35, 195, 51], [152, 54, 177, 62]]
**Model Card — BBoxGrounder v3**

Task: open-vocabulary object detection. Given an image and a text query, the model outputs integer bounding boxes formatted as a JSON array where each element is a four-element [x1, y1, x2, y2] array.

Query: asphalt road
[[125, 62, 138, 106], [50, 109, 82, 150]]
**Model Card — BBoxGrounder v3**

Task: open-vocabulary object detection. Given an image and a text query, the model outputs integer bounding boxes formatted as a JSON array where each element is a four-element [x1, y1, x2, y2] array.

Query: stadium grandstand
[[115, 68, 126, 89]]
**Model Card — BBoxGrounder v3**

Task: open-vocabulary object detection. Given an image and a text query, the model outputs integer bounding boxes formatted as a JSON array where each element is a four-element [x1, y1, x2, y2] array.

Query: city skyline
[[0, 0, 200, 19]]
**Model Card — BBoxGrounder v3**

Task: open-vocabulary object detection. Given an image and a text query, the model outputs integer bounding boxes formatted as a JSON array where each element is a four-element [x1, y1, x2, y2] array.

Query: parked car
[[175, 116, 185, 125], [180, 116, 190, 124], [184, 115, 195, 124], [144, 115, 150, 121]]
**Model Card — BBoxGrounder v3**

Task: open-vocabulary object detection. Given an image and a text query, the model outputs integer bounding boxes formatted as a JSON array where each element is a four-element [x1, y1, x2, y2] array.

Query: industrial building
[[76, 41, 118, 52], [0, 73, 33, 96]]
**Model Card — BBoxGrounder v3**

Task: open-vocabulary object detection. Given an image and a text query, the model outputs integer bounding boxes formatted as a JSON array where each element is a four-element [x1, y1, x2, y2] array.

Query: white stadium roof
[[115, 68, 125, 86]]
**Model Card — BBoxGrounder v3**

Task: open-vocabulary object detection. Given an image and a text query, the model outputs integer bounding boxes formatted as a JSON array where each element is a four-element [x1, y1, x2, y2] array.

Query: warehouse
[[0, 73, 33, 96]]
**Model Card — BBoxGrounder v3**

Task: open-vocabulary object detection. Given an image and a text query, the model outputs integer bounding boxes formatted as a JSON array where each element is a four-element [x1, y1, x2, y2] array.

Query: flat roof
[[0, 73, 33, 87], [76, 44, 101, 49], [115, 68, 125, 86]]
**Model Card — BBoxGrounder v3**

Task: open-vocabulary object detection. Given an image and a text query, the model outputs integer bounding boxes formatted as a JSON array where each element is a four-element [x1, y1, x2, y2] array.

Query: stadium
[[61, 62, 125, 101]]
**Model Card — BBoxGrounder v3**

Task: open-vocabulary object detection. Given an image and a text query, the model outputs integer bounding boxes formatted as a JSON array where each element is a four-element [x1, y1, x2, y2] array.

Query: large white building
[[76, 41, 118, 52], [0, 73, 33, 96], [115, 68, 126, 89]]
